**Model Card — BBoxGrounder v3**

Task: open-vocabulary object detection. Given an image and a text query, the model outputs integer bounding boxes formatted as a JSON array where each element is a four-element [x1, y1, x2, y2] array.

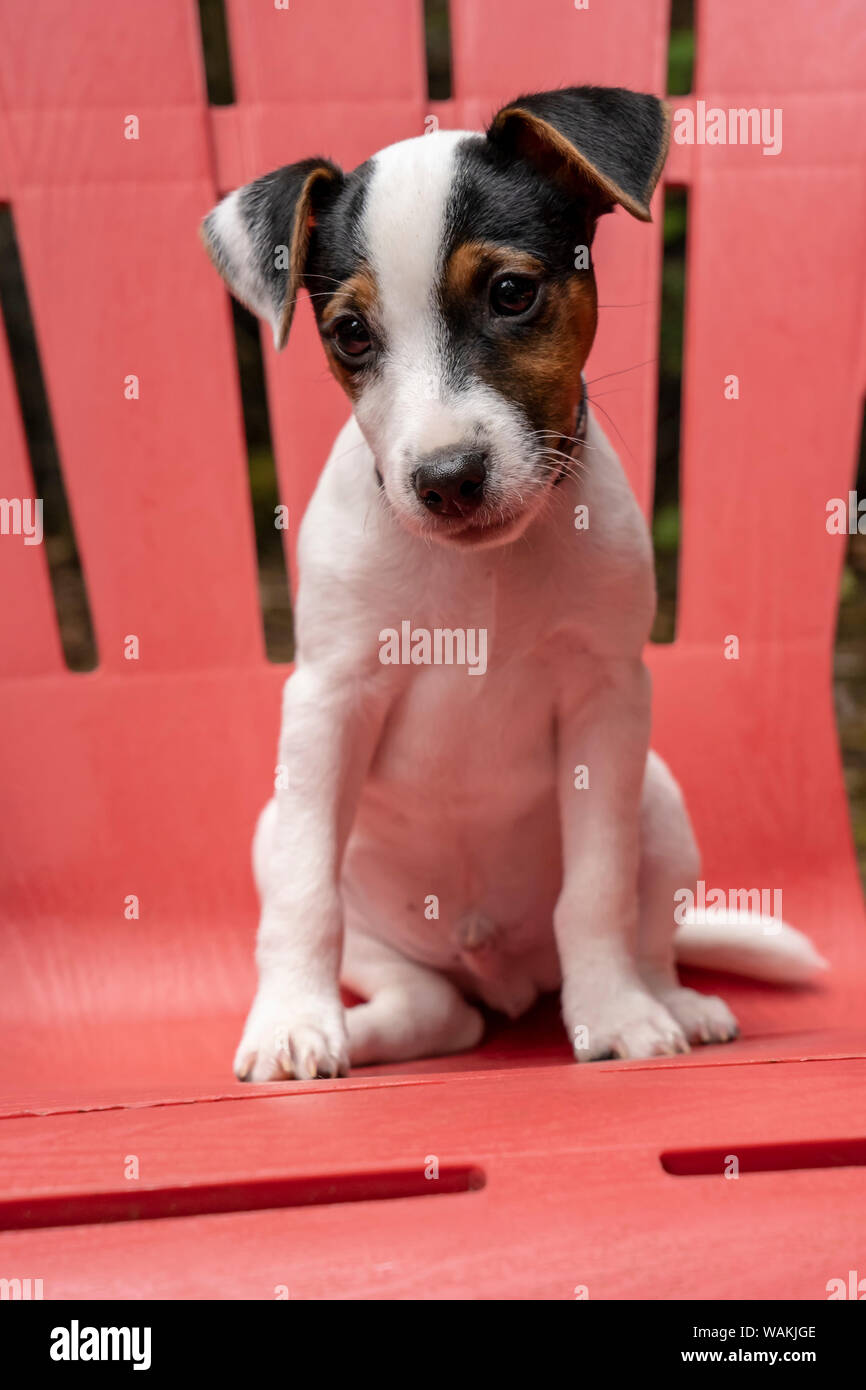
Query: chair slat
[[452, 0, 670, 103], [0, 0, 204, 109], [678, 158, 866, 644], [698, 0, 866, 91], [0, 0, 265, 671], [13, 182, 264, 672], [225, 0, 426, 104]]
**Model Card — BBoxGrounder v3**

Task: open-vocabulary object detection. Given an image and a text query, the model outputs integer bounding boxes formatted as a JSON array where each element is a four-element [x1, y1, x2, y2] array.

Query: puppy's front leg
[[235, 665, 389, 1082], [554, 658, 688, 1061]]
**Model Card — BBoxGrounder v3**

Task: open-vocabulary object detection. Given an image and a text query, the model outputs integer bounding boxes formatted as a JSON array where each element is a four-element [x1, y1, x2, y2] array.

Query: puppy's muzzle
[[412, 448, 488, 518]]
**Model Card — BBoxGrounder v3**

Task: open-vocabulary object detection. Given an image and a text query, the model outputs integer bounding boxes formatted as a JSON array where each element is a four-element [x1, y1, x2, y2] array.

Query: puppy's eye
[[490, 275, 538, 317], [330, 315, 373, 362]]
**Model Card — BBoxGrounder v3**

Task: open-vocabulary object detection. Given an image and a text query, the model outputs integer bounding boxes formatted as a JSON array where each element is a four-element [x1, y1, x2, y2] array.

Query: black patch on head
[[435, 135, 596, 426], [445, 136, 595, 271], [430, 85, 668, 443]]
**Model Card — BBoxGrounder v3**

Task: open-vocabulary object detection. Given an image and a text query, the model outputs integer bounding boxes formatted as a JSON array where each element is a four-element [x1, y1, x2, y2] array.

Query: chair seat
[[2, 1018, 865, 1298]]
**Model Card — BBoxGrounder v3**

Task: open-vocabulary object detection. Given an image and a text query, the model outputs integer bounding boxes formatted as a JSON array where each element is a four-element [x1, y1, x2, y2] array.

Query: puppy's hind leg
[[637, 752, 738, 1047], [342, 931, 484, 1066]]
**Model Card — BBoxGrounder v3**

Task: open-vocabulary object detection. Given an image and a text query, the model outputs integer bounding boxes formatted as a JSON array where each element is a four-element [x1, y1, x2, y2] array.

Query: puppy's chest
[[373, 565, 590, 783], [373, 636, 579, 807], [354, 576, 586, 984]]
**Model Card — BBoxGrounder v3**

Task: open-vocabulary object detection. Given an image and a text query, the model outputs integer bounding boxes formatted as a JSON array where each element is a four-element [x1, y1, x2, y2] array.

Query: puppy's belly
[[341, 668, 565, 1009]]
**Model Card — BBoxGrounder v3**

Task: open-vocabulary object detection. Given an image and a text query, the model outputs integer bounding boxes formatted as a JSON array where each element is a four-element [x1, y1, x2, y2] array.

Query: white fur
[[235, 409, 826, 1080], [363, 132, 468, 351], [355, 134, 547, 540], [226, 133, 826, 1081], [204, 189, 282, 346], [674, 913, 827, 985]]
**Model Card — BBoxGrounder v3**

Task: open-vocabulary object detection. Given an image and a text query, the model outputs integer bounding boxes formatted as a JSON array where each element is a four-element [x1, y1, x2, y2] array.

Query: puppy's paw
[[234, 999, 349, 1082], [565, 988, 689, 1062], [652, 986, 739, 1046]]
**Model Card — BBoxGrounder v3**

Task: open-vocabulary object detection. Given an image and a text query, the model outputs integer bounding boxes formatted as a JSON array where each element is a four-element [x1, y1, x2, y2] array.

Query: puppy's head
[[202, 86, 669, 548]]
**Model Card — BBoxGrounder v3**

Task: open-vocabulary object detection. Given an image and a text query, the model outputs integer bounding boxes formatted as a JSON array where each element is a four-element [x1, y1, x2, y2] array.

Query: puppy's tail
[[673, 910, 828, 985]]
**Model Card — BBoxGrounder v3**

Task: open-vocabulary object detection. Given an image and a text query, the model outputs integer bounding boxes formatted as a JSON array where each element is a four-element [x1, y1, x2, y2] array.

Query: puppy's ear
[[201, 158, 343, 349], [487, 86, 669, 222]]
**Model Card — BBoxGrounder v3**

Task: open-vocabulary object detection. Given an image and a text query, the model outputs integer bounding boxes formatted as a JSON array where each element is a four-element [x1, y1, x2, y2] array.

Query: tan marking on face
[[442, 240, 597, 442], [497, 273, 597, 441], [319, 263, 381, 396], [321, 264, 380, 331], [444, 240, 547, 299]]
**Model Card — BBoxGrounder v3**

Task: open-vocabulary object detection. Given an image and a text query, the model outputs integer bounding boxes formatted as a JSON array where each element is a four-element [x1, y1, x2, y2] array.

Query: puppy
[[202, 86, 825, 1080]]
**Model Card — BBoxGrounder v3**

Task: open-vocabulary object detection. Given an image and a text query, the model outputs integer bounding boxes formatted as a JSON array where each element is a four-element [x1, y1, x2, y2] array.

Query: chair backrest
[[1, 0, 863, 1036]]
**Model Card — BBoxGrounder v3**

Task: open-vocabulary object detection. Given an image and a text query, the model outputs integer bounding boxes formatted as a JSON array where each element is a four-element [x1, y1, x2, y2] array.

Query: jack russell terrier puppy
[[202, 85, 825, 1081]]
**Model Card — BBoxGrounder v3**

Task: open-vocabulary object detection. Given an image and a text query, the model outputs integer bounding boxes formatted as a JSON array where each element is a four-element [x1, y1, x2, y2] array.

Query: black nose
[[412, 449, 488, 517]]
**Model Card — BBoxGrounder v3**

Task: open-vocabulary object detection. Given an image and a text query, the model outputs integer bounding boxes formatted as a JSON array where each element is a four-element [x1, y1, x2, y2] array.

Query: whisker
[[584, 357, 657, 388], [303, 272, 350, 288], [536, 451, 587, 484], [585, 395, 635, 466], [284, 290, 342, 317], [537, 445, 585, 467], [530, 430, 599, 453], [540, 464, 585, 486]]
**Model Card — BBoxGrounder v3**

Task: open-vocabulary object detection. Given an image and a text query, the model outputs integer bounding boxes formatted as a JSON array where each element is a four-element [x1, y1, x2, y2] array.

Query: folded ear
[[201, 158, 343, 349], [487, 86, 669, 222]]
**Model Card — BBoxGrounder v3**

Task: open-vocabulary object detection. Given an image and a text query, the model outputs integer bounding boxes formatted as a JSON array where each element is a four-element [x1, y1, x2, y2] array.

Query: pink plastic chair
[[1, 0, 864, 1298]]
